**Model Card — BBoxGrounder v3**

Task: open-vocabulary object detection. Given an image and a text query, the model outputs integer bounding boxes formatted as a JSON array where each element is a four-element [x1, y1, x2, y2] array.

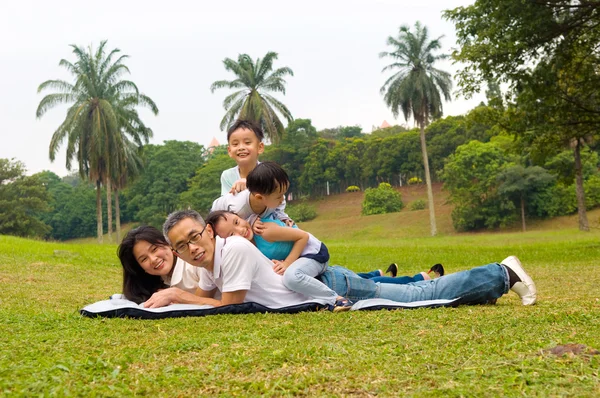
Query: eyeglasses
[[173, 226, 206, 254]]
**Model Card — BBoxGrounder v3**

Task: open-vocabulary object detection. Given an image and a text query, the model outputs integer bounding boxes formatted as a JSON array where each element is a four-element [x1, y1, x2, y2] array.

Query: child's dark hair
[[227, 119, 264, 142], [246, 161, 290, 195], [205, 210, 234, 230], [117, 225, 170, 304]]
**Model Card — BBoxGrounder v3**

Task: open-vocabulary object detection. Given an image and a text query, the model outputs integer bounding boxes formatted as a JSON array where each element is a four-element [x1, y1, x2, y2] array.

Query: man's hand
[[229, 178, 247, 194], [272, 259, 290, 275], [143, 287, 181, 308], [284, 218, 295, 227], [252, 219, 266, 235]]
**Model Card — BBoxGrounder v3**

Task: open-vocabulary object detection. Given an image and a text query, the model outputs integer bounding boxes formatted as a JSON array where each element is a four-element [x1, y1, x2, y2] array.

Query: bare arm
[[260, 223, 309, 275], [143, 287, 248, 308]]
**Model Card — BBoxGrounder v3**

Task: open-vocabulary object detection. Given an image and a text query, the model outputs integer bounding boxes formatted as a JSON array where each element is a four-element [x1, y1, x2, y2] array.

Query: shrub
[[286, 201, 318, 222], [409, 199, 426, 211], [361, 182, 404, 215], [408, 177, 422, 185], [346, 185, 360, 192]]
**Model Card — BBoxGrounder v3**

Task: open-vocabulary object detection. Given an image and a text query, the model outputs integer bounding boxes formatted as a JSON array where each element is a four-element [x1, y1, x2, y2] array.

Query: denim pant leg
[[319, 266, 380, 301], [283, 258, 337, 304], [357, 270, 382, 279], [370, 273, 424, 284], [377, 263, 509, 303]]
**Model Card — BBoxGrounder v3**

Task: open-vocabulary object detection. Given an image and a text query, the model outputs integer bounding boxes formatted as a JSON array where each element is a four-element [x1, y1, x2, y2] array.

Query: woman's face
[[214, 214, 253, 241], [132, 240, 175, 276]]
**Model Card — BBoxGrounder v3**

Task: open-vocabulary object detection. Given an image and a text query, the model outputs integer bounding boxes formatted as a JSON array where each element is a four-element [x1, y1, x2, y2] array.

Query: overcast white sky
[[0, 0, 483, 177]]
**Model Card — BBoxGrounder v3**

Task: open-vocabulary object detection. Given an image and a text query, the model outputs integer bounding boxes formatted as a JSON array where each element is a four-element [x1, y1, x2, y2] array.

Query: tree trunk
[[96, 180, 103, 243], [419, 123, 437, 236], [106, 177, 113, 243], [115, 188, 121, 244], [573, 140, 589, 231], [521, 195, 526, 232]]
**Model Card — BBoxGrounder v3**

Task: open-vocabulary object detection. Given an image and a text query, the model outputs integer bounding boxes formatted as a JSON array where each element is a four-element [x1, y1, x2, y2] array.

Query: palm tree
[[112, 136, 145, 243], [36, 41, 157, 242], [211, 52, 294, 144], [380, 22, 452, 236]]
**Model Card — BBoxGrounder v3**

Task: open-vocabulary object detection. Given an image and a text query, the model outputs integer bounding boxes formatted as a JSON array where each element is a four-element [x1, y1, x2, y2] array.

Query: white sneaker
[[501, 256, 537, 305]]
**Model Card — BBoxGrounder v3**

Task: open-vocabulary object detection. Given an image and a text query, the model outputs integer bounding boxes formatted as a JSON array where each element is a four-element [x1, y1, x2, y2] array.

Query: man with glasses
[[146, 209, 537, 310], [143, 209, 316, 308]]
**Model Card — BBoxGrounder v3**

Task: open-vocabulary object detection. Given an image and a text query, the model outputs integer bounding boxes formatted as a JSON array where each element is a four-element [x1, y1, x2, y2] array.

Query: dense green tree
[[124, 141, 205, 228], [180, 154, 236, 216], [262, 119, 319, 198], [380, 22, 453, 236], [497, 166, 555, 231], [442, 139, 516, 231], [299, 140, 331, 196], [211, 52, 293, 144], [317, 126, 364, 141], [0, 159, 51, 238], [426, 110, 497, 174], [36, 41, 157, 242], [446, 0, 600, 231], [370, 125, 408, 138], [38, 171, 98, 240]]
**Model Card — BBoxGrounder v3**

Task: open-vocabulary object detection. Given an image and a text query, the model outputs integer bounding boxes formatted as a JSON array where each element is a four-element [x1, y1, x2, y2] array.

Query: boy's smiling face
[[227, 127, 264, 168]]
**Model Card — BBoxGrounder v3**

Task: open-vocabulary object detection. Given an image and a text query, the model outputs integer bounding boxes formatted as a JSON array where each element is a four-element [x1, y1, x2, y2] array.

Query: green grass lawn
[[1, 227, 599, 396]]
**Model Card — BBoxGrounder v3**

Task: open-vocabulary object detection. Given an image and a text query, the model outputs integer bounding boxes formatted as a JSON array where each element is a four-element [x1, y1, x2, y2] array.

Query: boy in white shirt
[[218, 119, 290, 223], [220, 119, 264, 195]]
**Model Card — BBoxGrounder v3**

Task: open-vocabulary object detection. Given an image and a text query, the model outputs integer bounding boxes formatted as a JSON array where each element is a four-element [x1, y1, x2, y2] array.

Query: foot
[[385, 263, 398, 277], [501, 256, 537, 305], [428, 263, 445, 277], [420, 272, 431, 280], [332, 296, 354, 312]]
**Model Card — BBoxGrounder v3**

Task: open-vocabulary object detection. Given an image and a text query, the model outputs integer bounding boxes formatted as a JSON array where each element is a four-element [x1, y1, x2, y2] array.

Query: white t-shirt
[[198, 236, 318, 308], [211, 190, 272, 221], [161, 257, 202, 293]]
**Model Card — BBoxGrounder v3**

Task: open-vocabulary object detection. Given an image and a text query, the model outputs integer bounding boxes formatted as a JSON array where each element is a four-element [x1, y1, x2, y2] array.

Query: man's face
[[168, 217, 215, 269]]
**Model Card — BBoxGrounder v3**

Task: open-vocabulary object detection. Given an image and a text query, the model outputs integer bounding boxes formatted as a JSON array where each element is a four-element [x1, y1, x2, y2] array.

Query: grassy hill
[[298, 182, 600, 242]]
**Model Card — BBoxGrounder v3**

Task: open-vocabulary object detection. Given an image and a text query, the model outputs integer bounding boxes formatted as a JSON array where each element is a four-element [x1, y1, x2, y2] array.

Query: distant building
[[207, 137, 220, 154], [380, 120, 391, 129]]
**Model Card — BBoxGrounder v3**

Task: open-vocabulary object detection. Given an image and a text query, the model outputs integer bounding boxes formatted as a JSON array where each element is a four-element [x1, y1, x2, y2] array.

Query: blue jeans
[[319, 263, 509, 304], [357, 270, 425, 284], [283, 258, 337, 305]]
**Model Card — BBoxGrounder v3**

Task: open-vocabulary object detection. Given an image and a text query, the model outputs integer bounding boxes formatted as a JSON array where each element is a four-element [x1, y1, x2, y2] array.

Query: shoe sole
[[501, 256, 537, 305]]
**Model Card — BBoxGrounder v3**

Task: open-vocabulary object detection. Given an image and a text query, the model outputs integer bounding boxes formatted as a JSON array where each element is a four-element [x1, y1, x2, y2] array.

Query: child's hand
[[252, 220, 265, 235], [284, 218, 295, 227], [229, 178, 247, 194], [272, 260, 290, 275]]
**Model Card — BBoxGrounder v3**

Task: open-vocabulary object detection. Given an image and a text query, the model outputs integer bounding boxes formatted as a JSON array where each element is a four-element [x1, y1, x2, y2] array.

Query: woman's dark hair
[[117, 225, 170, 304], [246, 161, 290, 195], [205, 210, 233, 231]]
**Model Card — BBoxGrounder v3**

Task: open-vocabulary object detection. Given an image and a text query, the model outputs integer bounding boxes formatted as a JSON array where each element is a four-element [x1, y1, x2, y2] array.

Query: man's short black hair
[[246, 161, 290, 195], [227, 119, 264, 142]]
